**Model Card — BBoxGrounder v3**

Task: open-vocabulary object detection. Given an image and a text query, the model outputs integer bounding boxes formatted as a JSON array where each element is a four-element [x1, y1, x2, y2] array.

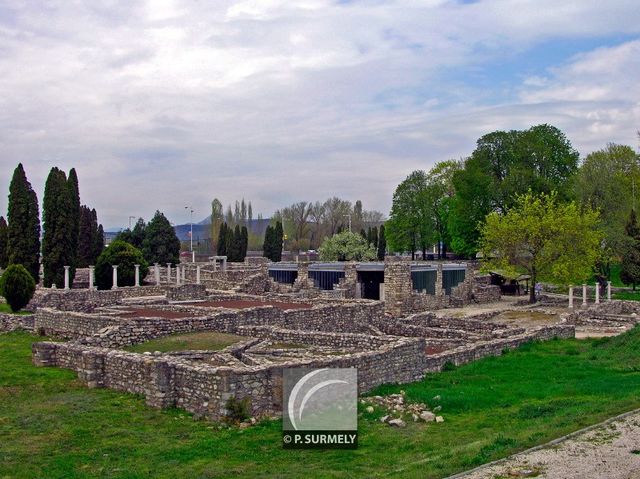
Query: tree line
[[0, 164, 105, 286], [386, 124, 640, 289], [215, 222, 249, 262]]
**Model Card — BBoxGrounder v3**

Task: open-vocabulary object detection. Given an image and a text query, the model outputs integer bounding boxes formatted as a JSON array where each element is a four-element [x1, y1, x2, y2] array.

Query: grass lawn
[[124, 331, 247, 353], [2, 329, 640, 478], [0, 303, 32, 315], [613, 290, 640, 301]]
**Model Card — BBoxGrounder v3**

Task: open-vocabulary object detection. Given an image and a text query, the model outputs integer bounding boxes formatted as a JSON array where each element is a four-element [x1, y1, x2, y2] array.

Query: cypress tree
[[217, 223, 227, 256], [0, 216, 8, 269], [7, 164, 41, 282], [273, 221, 283, 262], [240, 226, 248, 261], [263, 225, 273, 260], [67, 168, 81, 284], [225, 224, 234, 260], [142, 211, 181, 265], [77, 205, 93, 268], [93, 222, 105, 262], [360, 228, 367, 241], [377, 224, 386, 261], [42, 168, 73, 287]]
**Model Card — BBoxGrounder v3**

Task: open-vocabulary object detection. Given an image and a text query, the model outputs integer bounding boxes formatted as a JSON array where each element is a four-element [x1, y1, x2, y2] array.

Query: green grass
[[124, 331, 248, 353], [2, 328, 640, 478], [0, 303, 33, 315], [613, 290, 640, 301]]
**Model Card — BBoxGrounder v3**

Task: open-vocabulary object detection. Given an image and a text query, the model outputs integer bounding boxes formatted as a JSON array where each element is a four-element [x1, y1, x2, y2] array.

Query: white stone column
[[166, 263, 172, 284], [196, 265, 201, 284], [88, 266, 95, 290], [582, 283, 587, 306], [595, 283, 600, 304], [607, 281, 612, 301], [222, 257, 227, 272], [176, 265, 181, 286], [568, 285, 573, 309], [154, 263, 160, 286], [134, 264, 140, 287], [112, 265, 119, 290], [64, 266, 70, 290], [182, 265, 186, 282], [192, 251, 195, 263]]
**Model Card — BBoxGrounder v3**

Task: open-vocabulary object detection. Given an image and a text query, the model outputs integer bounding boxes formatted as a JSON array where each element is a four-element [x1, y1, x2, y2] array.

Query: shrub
[[0, 264, 36, 312], [225, 396, 252, 423], [318, 231, 377, 262], [95, 240, 148, 290]]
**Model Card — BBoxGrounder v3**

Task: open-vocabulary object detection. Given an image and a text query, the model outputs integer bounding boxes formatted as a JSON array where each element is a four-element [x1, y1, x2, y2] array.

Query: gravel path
[[452, 409, 640, 479]]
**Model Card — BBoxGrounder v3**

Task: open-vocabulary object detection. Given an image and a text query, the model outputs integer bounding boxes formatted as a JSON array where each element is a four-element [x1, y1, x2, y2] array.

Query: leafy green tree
[[142, 211, 180, 265], [7, 164, 41, 282], [620, 209, 640, 290], [480, 191, 601, 303], [0, 264, 35, 311], [386, 170, 431, 259], [574, 144, 640, 265], [318, 231, 377, 261], [211, 198, 224, 251], [42, 168, 74, 288], [377, 224, 386, 260], [95, 240, 148, 290], [0, 216, 8, 269], [451, 125, 580, 256], [424, 160, 461, 258]]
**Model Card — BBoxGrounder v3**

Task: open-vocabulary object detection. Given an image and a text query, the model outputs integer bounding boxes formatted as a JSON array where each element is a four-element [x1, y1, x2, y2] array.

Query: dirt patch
[[187, 300, 313, 310], [124, 331, 246, 353], [425, 346, 448, 355], [118, 308, 194, 319]]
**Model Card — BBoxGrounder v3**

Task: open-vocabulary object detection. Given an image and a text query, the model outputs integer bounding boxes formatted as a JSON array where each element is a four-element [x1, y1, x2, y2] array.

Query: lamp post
[[185, 206, 194, 262], [128, 216, 136, 229]]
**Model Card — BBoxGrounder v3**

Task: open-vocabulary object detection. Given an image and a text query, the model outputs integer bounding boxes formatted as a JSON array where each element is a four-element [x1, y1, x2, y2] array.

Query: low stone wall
[[32, 322, 573, 421], [166, 284, 207, 301], [34, 309, 124, 338], [0, 312, 35, 332]]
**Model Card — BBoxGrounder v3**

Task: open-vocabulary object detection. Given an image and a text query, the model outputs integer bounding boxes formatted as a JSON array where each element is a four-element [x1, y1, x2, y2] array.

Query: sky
[[1, 0, 639, 230]]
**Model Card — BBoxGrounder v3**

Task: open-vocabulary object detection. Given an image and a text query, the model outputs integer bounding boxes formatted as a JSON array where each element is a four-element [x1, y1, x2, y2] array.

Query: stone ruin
[[7, 256, 635, 422]]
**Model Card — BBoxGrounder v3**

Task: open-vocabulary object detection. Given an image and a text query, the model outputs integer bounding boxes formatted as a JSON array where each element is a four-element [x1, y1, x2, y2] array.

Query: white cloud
[[0, 1, 639, 228]]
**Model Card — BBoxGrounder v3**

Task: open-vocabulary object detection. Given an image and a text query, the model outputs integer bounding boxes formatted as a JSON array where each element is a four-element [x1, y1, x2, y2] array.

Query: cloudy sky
[[1, 0, 639, 229]]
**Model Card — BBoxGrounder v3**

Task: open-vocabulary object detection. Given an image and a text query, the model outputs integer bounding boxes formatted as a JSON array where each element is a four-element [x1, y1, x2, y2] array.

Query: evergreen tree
[[131, 218, 146, 249], [377, 224, 386, 260], [273, 221, 284, 262], [7, 164, 41, 282], [263, 225, 273, 260], [217, 223, 227, 256], [67, 168, 81, 283], [225, 224, 235, 260], [0, 216, 8, 269], [240, 225, 248, 261], [142, 211, 181, 265], [42, 168, 74, 287], [77, 206, 94, 268], [360, 228, 367, 240], [371, 226, 378, 249], [93, 223, 105, 261], [621, 209, 640, 290]]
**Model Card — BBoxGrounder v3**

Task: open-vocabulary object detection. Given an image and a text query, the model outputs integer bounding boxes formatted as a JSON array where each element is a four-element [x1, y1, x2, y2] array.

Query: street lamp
[[185, 206, 194, 262], [128, 216, 136, 229]]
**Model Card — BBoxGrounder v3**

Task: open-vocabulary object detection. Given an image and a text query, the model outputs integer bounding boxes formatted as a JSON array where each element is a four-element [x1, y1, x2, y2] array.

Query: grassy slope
[[1, 329, 640, 478]]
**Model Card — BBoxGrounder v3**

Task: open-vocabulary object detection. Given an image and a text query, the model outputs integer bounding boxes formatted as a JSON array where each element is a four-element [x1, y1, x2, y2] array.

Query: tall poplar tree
[[67, 168, 81, 283], [7, 164, 41, 282], [377, 224, 386, 260]]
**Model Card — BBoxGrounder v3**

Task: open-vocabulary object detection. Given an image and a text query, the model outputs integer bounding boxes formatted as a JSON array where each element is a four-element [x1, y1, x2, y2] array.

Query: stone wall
[[0, 312, 35, 332], [166, 284, 207, 301], [34, 308, 124, 338], [32, 321, 573, 421]]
